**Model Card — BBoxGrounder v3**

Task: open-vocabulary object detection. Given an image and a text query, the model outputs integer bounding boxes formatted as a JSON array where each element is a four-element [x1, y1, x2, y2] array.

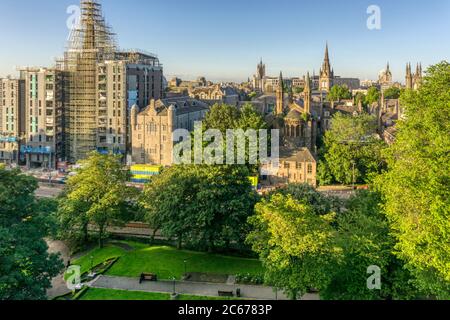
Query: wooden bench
[[139, 273, 157, 283], [218, 291, 234, 297]]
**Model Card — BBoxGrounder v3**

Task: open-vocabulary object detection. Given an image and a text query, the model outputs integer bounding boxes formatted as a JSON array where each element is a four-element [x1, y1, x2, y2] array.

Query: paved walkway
[[91, 275, 320, 301], [46, 240, 71, 299]]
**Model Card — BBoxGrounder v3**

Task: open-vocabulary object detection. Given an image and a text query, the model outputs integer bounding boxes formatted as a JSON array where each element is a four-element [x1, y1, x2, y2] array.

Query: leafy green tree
[[365, 87, 380, 105], [354, 92, 367, 108], [248, 92, 257, 100], [141, 165, 258, 252], [199, 103, 268, 174], [383, 87, 401, 99], [267, 183, 342, 215], [0, 168, 63, 300], [321, 113, 386, 185], [293, 86, 304, 94], [247, 194, 340, 299], [57, 152, 135, 248], [248, 188, 418, 300], [321, 191, 418, 300], [327, 85, 352, 102], [375, 62, 450, 299]]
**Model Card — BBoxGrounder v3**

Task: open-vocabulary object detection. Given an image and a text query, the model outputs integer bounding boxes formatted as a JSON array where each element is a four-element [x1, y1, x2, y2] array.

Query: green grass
[[79, 288, 235, 301], [71, 245, 126, 276], [106, 245, 263, 280]]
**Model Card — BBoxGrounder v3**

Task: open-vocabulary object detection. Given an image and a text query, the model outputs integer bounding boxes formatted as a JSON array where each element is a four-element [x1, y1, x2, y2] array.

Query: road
[[36, 184, 64, 198], [92, 275, 320, 301]]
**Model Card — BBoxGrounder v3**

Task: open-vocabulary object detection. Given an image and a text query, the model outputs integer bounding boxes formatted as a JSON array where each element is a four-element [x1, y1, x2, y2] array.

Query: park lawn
[[106, 246, 263, 280], [71, 245, 126, 276], [80, 288, 235, 300]]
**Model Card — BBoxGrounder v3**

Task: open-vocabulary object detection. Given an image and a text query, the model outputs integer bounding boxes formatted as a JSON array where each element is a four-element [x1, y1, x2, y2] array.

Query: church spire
[[304, 72, 311, 115], [319, 42, 333, 92], [276, 71, 284, 115]]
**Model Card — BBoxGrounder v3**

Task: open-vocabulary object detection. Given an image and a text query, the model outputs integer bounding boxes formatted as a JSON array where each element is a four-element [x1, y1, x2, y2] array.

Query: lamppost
[[172, 277, 176, 295], [90, 256, 94, 273], [183, 260, 187, 276]]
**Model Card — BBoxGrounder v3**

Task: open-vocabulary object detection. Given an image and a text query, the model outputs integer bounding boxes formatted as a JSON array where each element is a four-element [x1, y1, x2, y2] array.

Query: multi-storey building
[[96, 51, 164, 158], [0, 78, 25, 165], [19, 68, 66, 169], [130, 97, 209, 166]]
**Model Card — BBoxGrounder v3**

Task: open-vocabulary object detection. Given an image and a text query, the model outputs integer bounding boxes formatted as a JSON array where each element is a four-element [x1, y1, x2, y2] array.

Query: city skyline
[[0, 0, 449, 82]]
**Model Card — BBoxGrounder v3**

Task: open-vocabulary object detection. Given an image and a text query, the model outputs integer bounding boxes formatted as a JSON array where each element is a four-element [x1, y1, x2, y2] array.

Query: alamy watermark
[[367, 5, 382, 30], [367, 265, 382, 290], [172, 122, 280, 176], [65, 265, 81, 291]]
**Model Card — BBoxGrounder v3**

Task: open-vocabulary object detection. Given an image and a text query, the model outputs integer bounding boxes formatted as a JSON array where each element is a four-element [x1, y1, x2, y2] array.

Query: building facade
[[131, 97, 209, 166], [19, 68, 66, 169], [0, 78, 25, 165], [96, 51, 164, 158]]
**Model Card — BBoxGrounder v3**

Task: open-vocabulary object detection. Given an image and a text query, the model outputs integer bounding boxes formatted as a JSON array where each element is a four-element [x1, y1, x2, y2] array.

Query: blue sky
[[0, 0, 449, 82]]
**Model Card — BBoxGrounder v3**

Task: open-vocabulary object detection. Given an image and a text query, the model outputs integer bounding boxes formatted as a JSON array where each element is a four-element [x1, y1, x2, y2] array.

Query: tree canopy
[[327, 85, 352, 102], [375, 61, 450, 299], [0, 168, 63, 300], [57, 152, 136, 249], [319, 113, 387, 185], [248, 186, 419, 300], [365, 87, 381, 105], [140, 164, 258, 252], [383, 87, 401, 99]]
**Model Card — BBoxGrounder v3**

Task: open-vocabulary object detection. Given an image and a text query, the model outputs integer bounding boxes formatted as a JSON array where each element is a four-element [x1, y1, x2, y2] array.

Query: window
[[308, 164, 313, 174], [284, 162, 290, 169]]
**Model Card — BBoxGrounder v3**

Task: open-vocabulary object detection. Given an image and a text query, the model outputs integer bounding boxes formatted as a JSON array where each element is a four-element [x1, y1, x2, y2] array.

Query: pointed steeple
[[275, 71, 284, 115], [320, 42, 333, 92], [304, 72, 311, 115], [278, 71, 283, 90], [305, 71, 311, 90]]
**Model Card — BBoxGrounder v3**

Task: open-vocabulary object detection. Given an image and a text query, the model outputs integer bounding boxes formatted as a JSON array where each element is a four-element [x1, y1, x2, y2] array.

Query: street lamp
[[172, 277, 176, 295], [90, 255, 94, 273]]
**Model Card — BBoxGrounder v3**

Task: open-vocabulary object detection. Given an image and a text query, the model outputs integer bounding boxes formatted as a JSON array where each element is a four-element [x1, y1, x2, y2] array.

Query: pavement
[[46, 240, 71, 299], [91, 275, 320, 301], [36, 184, 64, 198]]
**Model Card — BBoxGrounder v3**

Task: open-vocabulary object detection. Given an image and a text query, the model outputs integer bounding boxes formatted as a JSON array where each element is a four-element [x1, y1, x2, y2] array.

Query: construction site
[[60, 0, 117, 163]]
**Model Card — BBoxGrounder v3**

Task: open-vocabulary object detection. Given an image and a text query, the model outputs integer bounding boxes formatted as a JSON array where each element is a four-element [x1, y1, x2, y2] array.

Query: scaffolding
[[64, 0, 117, 162]]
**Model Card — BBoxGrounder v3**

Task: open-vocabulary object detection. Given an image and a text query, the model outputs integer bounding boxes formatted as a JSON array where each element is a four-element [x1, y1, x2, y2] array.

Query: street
[[36, 184, 64, 198]]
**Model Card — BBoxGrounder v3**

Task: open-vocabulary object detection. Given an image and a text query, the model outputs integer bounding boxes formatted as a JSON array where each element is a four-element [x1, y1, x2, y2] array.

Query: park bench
[[139, 273, 158, 283], [218, 291, 234, 297]]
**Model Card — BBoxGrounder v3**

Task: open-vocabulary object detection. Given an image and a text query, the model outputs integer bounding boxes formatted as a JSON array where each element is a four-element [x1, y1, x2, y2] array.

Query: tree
[[365, 87, 380, 105], [327, 85, 352, 102], [293, 86, 304, 94], [0, 168, 63, 300], [375, 62, 450, 299], [354, 92, 367, 108], [57, 152, 135, 248], [140, 164, 258, 252], [248, 187, 419, 300], [200, 103, 268, 174], [267, 183, 342, 215], [203, 103, 240, 135], [321, 113, 386, 185], [247, 194, 340, 299], [321, 191, 417, 300], [383, 87, 401, 99]]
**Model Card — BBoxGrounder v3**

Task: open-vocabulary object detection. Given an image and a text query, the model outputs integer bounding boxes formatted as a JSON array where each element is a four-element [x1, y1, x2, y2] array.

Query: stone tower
[[254, 58, 266, 92], [405, 63, 413, 90], [303, 72, 311, 114], [413, 63, 423, 90], [276, 71, 284, 115], [319, 43, 334, 92]]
